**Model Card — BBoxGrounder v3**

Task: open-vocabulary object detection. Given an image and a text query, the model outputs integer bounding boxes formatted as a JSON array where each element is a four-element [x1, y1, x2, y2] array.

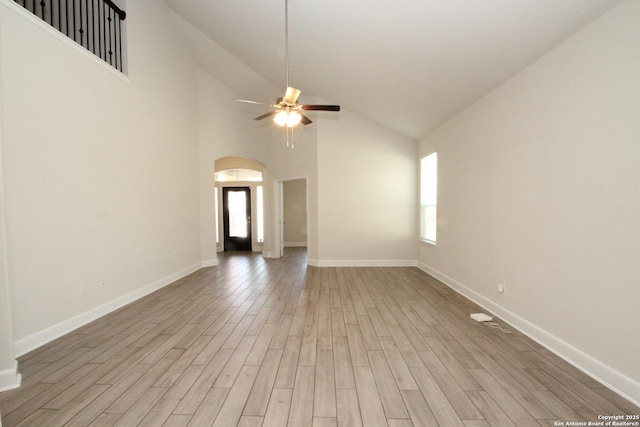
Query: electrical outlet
[[497, 281, 505, 293]]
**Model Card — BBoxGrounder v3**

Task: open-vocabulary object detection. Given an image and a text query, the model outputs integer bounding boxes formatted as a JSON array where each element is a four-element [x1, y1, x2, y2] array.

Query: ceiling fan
[[235, 0, 340, 130]]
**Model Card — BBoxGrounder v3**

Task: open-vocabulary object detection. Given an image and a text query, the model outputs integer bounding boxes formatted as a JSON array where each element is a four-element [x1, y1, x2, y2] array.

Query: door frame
[[216, 182, 264, 253], [275, 177, 308, 258]]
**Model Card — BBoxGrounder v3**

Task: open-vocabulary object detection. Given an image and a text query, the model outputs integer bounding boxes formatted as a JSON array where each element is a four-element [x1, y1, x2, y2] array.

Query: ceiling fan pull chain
[[285, 127, 294, 149]]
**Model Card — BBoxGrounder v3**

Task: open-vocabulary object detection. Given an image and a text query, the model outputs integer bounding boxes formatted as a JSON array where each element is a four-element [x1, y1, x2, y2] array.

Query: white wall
[[419, 0, 640, 403], [317, 108, 418, 266], [0, 0, 201, 354]]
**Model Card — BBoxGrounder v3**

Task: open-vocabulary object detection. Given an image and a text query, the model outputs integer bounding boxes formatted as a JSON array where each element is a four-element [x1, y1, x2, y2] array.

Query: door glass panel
[[228, 191, 248, 237]]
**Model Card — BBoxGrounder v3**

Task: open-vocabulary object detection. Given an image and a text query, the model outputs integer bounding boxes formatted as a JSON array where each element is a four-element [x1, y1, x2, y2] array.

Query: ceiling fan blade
[[284, 87, 301, 104], [235, 98, 273, 106], [301, 105, 341, 111], [254, 111, 279, 121], [300, 113, 313, 125]]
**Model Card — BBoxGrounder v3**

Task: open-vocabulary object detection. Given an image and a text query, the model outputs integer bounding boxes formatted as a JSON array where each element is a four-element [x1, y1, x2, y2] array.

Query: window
[[257, 186, 264, 243], [420, 152, 437, 243], [214, 187, 219, 244], [215, 169, 262, 182]]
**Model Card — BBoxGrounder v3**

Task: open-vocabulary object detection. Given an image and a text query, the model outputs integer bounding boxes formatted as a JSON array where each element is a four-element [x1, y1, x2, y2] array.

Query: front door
[[223, 187, 252, 251]]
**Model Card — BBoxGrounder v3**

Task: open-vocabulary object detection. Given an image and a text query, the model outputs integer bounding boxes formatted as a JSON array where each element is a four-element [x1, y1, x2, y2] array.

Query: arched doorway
[[214, 157, 265, 253]]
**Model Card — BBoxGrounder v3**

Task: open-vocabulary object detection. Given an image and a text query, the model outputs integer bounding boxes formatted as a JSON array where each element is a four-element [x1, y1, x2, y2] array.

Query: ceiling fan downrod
[[285, 0, 290, 90]]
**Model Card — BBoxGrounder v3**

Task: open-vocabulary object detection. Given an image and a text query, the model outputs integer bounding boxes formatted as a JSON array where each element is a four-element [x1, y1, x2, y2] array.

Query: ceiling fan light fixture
[[234, 0, 339, 142], [274, 110, 289, 126], [273, 110, 302, 127], [287, 111, 302, 127]]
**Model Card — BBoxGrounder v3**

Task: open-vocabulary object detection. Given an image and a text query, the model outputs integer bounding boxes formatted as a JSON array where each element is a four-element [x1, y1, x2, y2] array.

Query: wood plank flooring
[[1, 248, 638, 426]]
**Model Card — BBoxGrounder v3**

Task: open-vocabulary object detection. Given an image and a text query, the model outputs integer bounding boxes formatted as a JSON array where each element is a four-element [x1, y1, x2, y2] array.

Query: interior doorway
[[278, 178, 308, 257], [222, 187, 252, 251]]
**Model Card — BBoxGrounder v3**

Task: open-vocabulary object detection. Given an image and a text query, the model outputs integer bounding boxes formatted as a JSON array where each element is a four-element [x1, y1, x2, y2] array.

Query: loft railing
[[13, 0, 127, 72]]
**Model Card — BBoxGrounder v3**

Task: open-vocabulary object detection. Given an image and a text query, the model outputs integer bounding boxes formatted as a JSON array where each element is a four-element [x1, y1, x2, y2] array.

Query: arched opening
[[214, 157, 265, 253]]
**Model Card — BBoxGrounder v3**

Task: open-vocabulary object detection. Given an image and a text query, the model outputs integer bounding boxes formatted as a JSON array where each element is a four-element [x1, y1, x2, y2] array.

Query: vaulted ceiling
[[165, 0, 622, 140]]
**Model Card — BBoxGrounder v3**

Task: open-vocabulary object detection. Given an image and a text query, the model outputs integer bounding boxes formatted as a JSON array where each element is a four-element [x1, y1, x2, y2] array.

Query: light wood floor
[[1, 248, 637, 426]]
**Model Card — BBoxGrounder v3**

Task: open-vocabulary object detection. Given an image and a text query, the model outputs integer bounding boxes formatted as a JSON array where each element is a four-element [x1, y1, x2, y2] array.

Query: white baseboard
[[14, 262, 203, 357], [261, 251, 280, 258], [0, 361, 21, 392], [309, 259, 418, 267], [284, 242, 307, 247], [200, 259, 218, 268], [418, 262, 640, 408]]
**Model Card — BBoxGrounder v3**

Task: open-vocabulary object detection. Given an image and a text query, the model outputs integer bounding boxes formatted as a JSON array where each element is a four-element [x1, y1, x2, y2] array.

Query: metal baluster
[[64, 0, 68, 37], [78, 0, 83, 45], [73, 0, 77, 42], [85, 0, 89, 50], [107, 8, 112, 65], [104, 1, 110, 62], [114, 14, 119, 70], [117, 15, 123, 71], [82, 0, 86, 48], [103, 2, 108, 63], [67, 0, 71, 38], [97, 0, 102, 60], [88, 0, 93, 54], [39, 0, 46, 24]]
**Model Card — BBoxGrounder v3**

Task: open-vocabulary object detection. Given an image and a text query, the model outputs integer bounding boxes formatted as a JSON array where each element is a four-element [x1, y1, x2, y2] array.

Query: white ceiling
[[165, 0, 622, 140]]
